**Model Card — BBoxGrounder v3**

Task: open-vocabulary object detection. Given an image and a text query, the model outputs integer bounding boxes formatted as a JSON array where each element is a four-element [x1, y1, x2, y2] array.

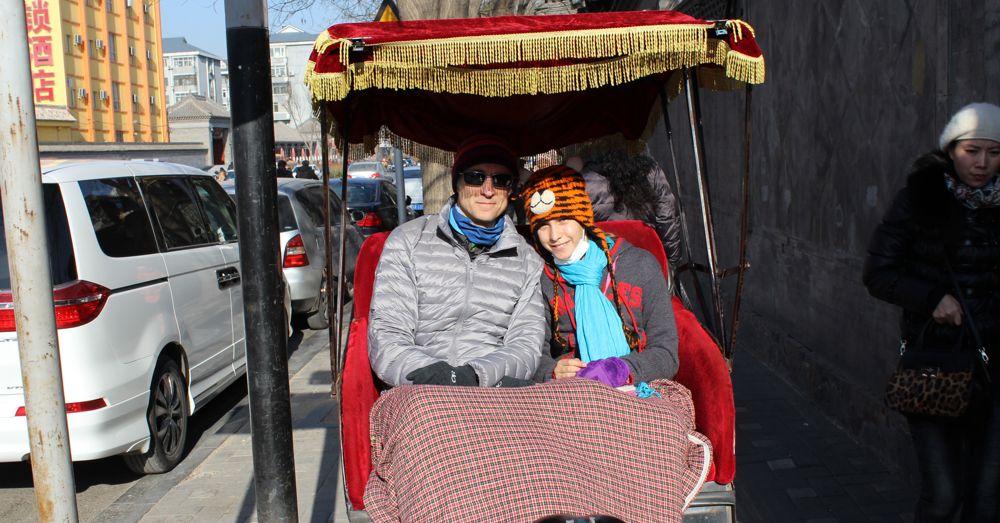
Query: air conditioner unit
[[132, 93, 139, 103], [126, 0, 133, 7], [77, 88, 88, 99], [146, 49, 152, 60], [142, 2, 149, 13], [96, 39, 105, 50], [149, 95, 156, 106], [99, 90, 108, 101], [74, 34, 83, 46], [128, 46, 136, 56]]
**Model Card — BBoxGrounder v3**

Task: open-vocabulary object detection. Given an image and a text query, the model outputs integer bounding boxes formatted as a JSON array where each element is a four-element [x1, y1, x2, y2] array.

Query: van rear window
[[0, 185, 77, 290], [80, 178, 158, 257]]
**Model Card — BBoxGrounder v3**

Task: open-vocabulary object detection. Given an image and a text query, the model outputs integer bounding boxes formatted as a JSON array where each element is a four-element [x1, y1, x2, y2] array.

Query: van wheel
[[123, 360, 189, 474], [306, 279, 330, 330]]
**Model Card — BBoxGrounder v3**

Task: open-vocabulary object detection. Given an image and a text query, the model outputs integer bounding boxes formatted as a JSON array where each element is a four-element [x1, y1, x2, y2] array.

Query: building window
[[108, 35, 118, 61], [271, 66, 287, 78], [273, 102, 280, 113], [272, 84, 288, 95], [115, 131, 125, 142], [67, 78, 76, 108], [270, 47, 285, 57], [112, 84, 121, 111], [173, 56, 194, 68], [174, 75, 197, 88]]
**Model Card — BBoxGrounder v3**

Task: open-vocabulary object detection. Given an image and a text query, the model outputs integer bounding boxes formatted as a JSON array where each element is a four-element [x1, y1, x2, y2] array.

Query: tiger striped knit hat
[[521, 165, 597, 235]]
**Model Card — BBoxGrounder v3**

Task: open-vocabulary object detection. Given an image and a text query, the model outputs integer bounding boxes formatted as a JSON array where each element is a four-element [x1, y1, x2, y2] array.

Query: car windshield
[[329, 181, 377, 205], [0, 184, 77, 289]]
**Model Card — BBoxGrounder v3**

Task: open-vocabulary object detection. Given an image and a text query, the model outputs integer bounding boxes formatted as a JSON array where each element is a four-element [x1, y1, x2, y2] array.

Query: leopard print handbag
[[885, 342, 986, 418]]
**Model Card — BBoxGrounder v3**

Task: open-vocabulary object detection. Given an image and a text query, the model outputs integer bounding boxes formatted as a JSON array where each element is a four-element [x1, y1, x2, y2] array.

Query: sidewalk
[[101, 330, 918, 523], [733, 353, 916, 522]]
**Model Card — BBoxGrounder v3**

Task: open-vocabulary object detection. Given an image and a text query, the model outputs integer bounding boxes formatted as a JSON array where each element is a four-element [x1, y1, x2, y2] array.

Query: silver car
[[224, 179, 363, 329]]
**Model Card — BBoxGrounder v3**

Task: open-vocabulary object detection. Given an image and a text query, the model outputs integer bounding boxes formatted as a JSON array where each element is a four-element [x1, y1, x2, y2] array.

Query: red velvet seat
[[340, 221, 735, 511]]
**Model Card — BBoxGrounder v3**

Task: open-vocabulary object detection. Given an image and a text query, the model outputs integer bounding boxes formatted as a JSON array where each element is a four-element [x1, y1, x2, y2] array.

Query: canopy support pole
[[334, 98, 351, 394], [728, 85, 754, 361], [683, 68, 728, 353], [321, 108, 339, 398], [657, 81, 708, 316]]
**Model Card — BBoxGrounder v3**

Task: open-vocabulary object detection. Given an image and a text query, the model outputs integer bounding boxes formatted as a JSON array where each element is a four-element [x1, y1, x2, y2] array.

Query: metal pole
[[394, 148, 406, 225], [656, 82, 707, 315], [334, 102, 351, 391], [320, 110, 338, 398], [683, 68, 728, 351], [728, 85, 754, 361], [0, 5, 79, 521], [223, 2, 298, 520]]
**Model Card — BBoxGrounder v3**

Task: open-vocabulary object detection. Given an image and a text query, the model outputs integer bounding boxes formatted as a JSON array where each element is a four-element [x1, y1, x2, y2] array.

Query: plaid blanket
[[364, 378, 711, 522]]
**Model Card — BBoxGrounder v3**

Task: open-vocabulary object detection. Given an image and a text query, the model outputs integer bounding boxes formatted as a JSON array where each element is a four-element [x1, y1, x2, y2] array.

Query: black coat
[[864, 151, 1000, 358]]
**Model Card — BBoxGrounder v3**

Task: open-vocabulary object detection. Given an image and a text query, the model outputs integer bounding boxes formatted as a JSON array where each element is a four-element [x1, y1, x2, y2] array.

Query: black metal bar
[[684, 68, 728, 353], [223, 2, 298, 519], [728, 85, 754, 361], [321, 108, 337, 399], [334, 96, 351, 393], [656, 80, 708, 316]]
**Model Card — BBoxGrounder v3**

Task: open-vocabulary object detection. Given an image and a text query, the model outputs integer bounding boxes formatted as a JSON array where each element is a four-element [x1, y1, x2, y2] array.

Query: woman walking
[[864, 102, 1000, 522]]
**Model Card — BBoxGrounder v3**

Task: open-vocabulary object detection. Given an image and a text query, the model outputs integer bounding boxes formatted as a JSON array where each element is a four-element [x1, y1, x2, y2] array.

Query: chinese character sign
[[23, 0, 66, 106]]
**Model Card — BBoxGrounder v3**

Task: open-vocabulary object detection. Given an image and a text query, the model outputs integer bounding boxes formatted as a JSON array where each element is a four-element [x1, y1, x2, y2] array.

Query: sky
[[159, 0, 342, 58]]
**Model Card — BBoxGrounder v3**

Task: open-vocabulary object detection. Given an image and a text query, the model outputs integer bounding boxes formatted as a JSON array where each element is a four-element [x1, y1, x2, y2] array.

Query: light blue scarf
[[449, 205, 505, 246], [558, 239, 630, 362]]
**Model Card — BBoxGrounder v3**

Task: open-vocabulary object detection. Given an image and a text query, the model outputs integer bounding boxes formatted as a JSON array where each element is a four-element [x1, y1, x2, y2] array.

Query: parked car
[[0, 161, 244, 474], [403, 165, 424, 215], [346, 161, 387, 179], [328, 178, 412, 236], [223, 179, 363, 329]]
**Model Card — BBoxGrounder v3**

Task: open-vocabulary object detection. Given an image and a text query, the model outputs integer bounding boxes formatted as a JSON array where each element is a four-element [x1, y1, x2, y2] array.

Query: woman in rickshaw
[[521, 165, 679, 386]]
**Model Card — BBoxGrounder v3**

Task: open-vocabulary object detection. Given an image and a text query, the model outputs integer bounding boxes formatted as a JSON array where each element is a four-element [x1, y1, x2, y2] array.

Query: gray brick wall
[[649, 0, 1000, 481]]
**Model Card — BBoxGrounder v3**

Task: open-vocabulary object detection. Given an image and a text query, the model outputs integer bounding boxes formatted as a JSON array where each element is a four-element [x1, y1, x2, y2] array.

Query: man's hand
[[553, 358, 586, 380], [932, 294, 963, 326], [406, 362, 478, 386]]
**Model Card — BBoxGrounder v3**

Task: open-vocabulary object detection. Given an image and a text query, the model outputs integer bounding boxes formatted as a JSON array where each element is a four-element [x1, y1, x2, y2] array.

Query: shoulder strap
[[943, 257, 991, 374]]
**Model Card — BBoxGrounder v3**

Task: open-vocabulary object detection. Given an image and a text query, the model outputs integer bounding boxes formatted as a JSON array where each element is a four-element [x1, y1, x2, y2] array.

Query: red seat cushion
[[340, 222, 736, 509]]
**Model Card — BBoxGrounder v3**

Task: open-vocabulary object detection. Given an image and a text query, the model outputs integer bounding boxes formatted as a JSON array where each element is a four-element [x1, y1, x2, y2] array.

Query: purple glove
[[576, 357, 630, 387]]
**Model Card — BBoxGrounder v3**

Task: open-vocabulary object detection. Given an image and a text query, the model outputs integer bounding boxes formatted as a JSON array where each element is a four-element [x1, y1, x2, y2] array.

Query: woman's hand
[[932, 294, 963, 326], [553, 358, 586, 379]]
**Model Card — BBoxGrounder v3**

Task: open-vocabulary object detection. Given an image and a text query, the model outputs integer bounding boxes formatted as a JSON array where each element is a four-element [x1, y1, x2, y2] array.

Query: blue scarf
[[449, 205, 505, 246], [558, 239, 630, 362]]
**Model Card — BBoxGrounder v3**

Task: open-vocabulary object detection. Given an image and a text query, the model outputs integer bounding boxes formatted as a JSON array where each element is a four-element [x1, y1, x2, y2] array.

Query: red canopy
[[306, 10, 764, 157]]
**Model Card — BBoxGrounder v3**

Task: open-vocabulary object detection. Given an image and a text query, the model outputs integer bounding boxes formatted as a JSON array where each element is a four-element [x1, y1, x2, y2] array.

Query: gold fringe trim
[[369, 23, 711, 69]]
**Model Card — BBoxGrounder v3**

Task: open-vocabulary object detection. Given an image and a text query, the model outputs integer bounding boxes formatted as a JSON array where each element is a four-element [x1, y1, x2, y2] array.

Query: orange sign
[[23, 0, 66, 105]]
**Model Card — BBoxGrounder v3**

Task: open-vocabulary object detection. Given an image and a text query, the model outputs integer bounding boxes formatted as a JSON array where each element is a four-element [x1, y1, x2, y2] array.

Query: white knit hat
[[939, 102, 1000, 150]]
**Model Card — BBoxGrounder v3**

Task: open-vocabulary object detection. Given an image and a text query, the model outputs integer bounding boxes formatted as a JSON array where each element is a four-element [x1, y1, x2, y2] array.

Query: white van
[[0, 161, 245, 473]]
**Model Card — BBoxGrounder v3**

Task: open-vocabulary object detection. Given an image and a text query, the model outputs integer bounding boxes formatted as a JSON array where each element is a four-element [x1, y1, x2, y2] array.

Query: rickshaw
[[304, 8, 765, 522]]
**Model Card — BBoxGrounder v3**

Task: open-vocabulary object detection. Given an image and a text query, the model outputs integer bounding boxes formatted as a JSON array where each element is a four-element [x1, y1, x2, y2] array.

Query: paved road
[[0, 327, 325, 523]]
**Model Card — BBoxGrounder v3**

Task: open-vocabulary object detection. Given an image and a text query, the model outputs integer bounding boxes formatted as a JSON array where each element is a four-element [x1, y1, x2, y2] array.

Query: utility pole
[[223, 1, 298, 521], [0, 4, 79, 522]]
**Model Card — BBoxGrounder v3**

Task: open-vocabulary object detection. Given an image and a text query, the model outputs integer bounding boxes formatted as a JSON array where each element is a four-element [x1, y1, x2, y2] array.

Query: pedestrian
[[576, 149, 683, 271], [368, 135, 545, 387], [864, 102, 1000, 522], [276, 159, 293, 178], [215, 168, 227, 183], [293, 159, 318, 179], [520, 165, 679, 386]]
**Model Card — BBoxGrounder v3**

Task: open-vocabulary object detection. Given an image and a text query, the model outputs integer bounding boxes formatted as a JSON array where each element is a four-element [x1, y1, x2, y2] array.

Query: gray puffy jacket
[[368, 201, 546, 387], [581, 163, 683, 267]]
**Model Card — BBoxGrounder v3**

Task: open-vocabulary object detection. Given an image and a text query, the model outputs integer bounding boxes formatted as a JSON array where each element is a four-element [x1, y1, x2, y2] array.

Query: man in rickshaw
[[368, 136, 546, 387]]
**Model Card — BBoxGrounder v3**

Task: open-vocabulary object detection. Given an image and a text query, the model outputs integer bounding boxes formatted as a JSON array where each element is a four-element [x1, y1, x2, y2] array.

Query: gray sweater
[[533, 239, 679, 383]]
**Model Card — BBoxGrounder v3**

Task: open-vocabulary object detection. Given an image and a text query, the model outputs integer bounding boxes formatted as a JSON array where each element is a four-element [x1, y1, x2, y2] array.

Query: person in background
[[293, 160, 319, 180], [864, 102, 1000, 522], [276, 159, 293, 178], [368, 135, 545, 388], [576, 149, 683, 271], [521, 165, 678, 386], [215, 168, 227, 183]]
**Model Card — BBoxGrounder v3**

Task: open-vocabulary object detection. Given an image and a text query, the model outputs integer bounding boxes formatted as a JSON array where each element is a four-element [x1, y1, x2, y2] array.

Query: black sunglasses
[[461, 170, 515, 189]]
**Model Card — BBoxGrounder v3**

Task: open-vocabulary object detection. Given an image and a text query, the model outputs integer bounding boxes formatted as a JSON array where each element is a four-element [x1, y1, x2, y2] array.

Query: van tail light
[[283, 234, 309, 268], [370, 172, 380, 178], [16, 398, 108, 416], [0, 280, 111, 333], [356, 212, 382, 228]]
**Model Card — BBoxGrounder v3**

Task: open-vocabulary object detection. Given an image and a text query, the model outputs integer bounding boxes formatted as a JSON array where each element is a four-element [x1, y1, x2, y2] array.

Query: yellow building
[[25, 0, 168, 143]]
